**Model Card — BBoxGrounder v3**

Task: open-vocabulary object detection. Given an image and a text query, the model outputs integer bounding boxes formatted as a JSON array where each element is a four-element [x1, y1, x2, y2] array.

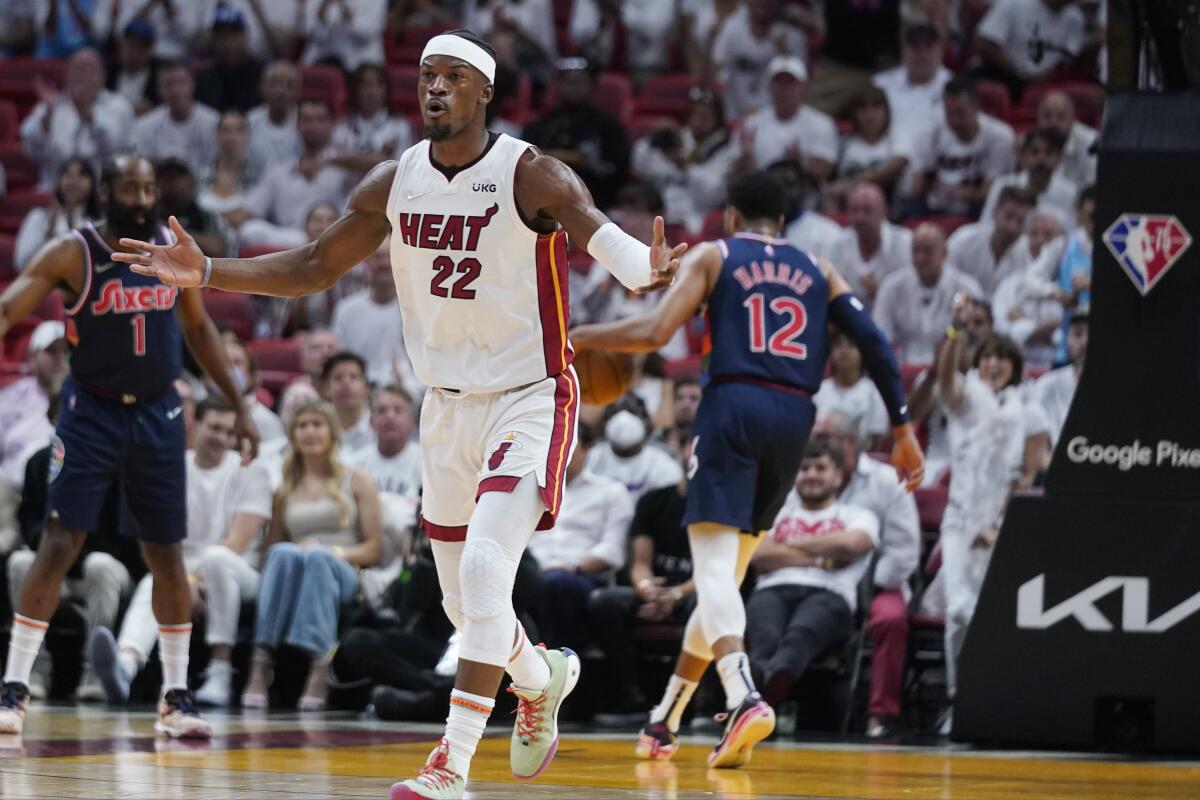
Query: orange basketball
[[574, 349, 634, 405]]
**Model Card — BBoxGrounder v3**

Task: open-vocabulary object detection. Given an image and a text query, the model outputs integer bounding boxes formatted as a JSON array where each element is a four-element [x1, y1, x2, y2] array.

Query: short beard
[[424, 122, 454, 142], [107, 201, 161, 242]]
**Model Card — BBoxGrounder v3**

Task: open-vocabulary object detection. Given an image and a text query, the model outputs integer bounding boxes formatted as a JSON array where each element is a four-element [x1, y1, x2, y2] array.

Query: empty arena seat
[[0, 190, 53, 234], [633, 73, 699, 123], [543, 72, 634, 124], [386, 22, 457, 64], [1020, 81, 1104, 128], [301, 65, 348, 117], [0, 146, 40, 192], [202, 289, 256, 341], [249, 338, 303, 373], [388, 64, 420, 116], [0, 100, 18, 144]]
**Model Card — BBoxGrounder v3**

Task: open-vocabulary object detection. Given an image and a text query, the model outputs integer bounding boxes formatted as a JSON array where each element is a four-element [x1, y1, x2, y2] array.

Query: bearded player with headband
[[114, 30, 685, 800]]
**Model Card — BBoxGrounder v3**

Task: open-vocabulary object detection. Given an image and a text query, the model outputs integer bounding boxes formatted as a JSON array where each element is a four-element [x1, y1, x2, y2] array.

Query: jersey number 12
[[744, 294, 807, 360]]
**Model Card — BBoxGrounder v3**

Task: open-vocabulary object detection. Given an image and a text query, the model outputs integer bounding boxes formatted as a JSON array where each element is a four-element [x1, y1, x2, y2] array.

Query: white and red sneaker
[[635, 719, 679, 761], [390, 738, 466, 799], [0, 681, 29, 735], [707, 691, 775, 769], [155, 689, 213, 739]]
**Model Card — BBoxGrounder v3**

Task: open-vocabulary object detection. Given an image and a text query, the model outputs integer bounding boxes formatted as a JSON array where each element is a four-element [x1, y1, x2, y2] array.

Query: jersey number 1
[[744, 294, 807, 359], [131, 314, 146, 357], [430, 256, 482, 299]]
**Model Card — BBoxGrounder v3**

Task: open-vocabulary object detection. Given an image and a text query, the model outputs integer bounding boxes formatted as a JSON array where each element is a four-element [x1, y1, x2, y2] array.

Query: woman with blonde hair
[[242, 401, 382, 710]]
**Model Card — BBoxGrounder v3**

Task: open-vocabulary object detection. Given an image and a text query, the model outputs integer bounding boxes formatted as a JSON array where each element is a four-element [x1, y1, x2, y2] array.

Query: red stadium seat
[[497, 73, 535, 127], [699, 209, 724, 241], [388, 64, 420, 116], [915, 485, 948, 533], [386, 23, 458, 64], [0, 190, 52, 235], [301, 65, 348, 118], [0, 58, 66, 119], [0, 146, 40, 192], [633, 73, 699, 123], [0, 234, 15, 282], [974, 80, 1012, 122], [202, 289, 256, 341], [1020, 81, 1105, 128], [0, 100, 18, 143], [543, 72, 634, 124], [249, 338, 303, 374], [900, 362, 927, 394]]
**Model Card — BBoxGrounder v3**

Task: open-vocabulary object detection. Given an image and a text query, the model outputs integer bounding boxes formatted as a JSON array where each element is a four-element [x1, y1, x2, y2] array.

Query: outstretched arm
[[569, 243, 719, 353], [0, 236, 83, 338], [112, 162, 396, 297], [515, 150, 686, 293], [820, 258, 925, 491]]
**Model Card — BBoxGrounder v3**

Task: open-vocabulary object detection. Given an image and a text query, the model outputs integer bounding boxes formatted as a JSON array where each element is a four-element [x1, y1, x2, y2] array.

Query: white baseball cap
[[767, 55, 808, 82], [29, 320, 66, 353]]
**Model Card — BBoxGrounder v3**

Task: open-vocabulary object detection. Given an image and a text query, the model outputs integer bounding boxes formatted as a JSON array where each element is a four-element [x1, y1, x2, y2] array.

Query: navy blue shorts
[[47, 378, 187, 542], [683, 380, 815, 535]]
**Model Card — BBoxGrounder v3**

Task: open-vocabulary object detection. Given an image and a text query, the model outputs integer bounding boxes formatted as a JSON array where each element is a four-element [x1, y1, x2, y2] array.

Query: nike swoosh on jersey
[[406, 190, 432, 200], [94, 260, 119, 273], [166, 406, 183, 419]]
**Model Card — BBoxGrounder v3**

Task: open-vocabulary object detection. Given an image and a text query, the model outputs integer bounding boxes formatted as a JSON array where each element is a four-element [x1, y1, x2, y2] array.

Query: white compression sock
[[507, 622, 550, 692], [3, 615, 48, 686], [445, 689, 495, 779], [158, 623, 192, 692], [649, 674, 698, 733], [716, 652, 756, 710]]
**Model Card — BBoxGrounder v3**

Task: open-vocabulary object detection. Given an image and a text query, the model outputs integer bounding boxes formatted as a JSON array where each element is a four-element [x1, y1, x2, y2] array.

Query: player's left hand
[[638, 216, 687, 295], [891, 422, 925, 492], [235, 409, 260, 465]]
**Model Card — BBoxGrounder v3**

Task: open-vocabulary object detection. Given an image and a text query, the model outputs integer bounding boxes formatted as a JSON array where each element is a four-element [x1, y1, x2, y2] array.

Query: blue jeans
[[254, 543, 358, 655]]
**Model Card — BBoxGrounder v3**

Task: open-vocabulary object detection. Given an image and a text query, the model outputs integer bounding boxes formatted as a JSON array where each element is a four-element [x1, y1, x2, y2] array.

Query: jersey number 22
[[743, 294, 807, 359]]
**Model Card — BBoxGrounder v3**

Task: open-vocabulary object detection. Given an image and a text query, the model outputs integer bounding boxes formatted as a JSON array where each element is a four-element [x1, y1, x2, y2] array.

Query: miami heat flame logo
[[1103, 214, 1192, 296], [488, 432, 522, 470]]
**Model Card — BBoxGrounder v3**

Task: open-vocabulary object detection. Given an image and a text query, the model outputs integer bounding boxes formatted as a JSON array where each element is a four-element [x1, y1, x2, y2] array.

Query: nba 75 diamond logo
[[1102, 214, 1192, 296]]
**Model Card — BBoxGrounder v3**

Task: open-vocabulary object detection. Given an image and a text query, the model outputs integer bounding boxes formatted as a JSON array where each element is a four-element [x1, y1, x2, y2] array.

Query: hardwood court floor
[[1, 705, 1197, 799]]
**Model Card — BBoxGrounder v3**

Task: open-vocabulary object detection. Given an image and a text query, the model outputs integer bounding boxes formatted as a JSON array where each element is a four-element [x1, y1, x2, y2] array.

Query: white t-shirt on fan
[[185, 450, 273, 566], [761, 499, 880, 611]]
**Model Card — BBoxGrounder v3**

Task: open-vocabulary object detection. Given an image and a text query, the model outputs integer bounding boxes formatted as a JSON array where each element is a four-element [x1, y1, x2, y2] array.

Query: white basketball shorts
[[418, 368, 579, 542]]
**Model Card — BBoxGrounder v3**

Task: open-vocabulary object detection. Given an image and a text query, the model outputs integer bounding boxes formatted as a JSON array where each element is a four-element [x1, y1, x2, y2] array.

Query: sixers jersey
[[66, 223, 183, 398], [386, 134, 571, 394], [705, 233, 829, 392]]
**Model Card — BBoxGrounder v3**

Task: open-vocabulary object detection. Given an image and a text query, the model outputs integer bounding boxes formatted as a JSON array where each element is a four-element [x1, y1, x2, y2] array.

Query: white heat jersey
[[385, 134, 572, 394]]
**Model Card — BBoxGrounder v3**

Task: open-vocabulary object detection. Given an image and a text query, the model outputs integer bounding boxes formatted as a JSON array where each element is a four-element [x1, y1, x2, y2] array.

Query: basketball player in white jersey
[[113, 30, 685, 800]]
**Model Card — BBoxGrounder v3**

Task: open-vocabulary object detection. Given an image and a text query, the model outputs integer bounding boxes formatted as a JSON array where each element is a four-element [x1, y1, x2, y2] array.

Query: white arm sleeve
[[587, 222, 654, 291]]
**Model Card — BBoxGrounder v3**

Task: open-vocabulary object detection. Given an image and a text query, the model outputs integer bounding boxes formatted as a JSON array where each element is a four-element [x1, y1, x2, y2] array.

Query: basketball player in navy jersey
[[0, 156, 255, 739], [572, 170, 925, 768]]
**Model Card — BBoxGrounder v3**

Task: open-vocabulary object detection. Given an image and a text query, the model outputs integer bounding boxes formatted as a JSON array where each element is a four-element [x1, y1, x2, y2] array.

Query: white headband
[[421, 34, 496, 84]]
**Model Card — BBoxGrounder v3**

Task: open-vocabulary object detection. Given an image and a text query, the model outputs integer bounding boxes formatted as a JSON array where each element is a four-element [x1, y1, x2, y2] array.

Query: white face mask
[[605, 409, 646, 450]]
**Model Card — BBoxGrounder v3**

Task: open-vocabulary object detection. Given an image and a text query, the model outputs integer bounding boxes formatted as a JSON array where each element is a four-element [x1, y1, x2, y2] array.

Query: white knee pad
[[441, 592, 465, 631], [689, 526, 748, 643], [682, 608, 714, 660], [459, 538, 519, 622]]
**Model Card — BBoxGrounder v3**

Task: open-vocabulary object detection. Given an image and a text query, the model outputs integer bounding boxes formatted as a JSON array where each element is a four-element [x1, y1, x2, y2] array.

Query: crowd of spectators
[[0, 0, 1102, 735]]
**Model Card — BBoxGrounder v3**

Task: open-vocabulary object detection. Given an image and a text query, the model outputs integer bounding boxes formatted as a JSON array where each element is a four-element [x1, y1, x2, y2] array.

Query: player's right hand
[[111, 216, 206, 287], [891, 422, 925, 492]]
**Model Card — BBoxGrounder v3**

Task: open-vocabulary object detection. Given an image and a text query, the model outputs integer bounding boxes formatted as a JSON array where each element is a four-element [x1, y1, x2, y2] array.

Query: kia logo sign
[[1018, 574, 1200, 633]]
